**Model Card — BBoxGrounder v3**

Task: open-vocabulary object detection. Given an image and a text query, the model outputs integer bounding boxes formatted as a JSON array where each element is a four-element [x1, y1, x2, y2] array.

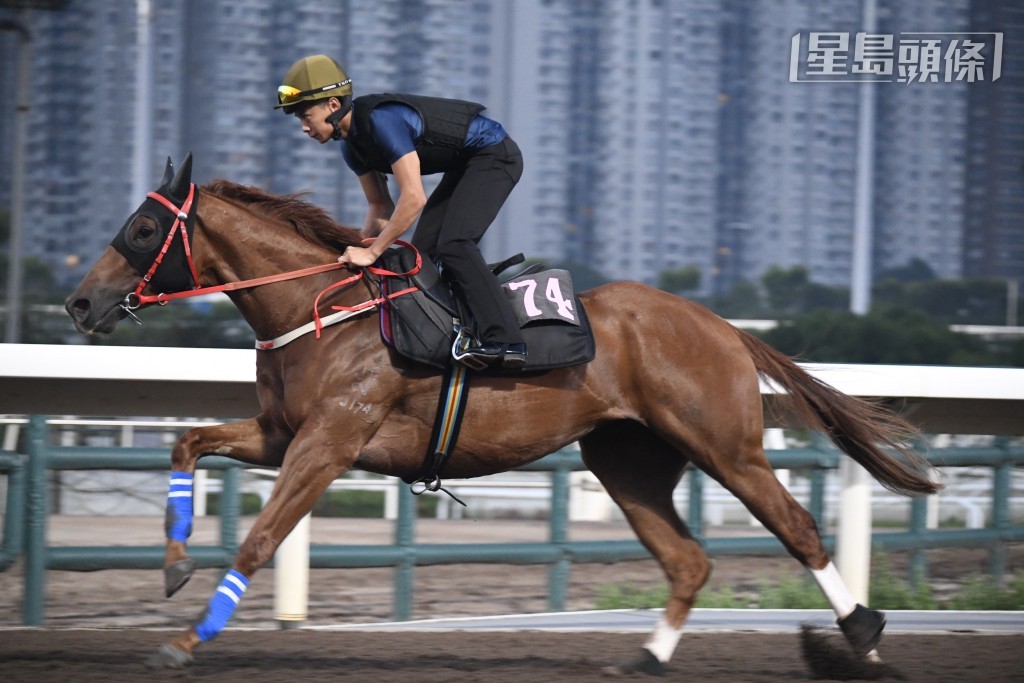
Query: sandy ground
[[1, 515, 1021, 629], [3, 630, 1024, 682], [1, 516, 1022, 681]]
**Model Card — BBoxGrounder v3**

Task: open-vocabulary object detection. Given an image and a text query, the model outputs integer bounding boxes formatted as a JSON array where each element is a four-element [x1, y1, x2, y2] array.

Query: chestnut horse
[[66, 156, 937, 675]]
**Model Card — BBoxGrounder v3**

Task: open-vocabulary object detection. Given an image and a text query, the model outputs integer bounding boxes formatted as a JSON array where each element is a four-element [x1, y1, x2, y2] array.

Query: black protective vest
[[347, 93, 486, 175]]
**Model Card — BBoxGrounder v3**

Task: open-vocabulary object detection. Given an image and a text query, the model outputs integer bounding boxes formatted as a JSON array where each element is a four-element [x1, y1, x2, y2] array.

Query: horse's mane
[[202, 179, 362, 254]]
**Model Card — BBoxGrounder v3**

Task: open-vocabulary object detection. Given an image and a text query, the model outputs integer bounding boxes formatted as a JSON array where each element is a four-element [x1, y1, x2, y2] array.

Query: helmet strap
[[326, 103, 351, 141]]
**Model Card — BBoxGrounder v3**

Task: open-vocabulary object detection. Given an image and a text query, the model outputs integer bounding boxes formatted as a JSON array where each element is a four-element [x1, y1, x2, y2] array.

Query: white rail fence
[[1, 344, 1023, 614]]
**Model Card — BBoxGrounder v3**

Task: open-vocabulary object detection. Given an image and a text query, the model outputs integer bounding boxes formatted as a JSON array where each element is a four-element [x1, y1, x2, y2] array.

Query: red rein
[[129, 185, 422, 336], [312, 242, 422, 338]]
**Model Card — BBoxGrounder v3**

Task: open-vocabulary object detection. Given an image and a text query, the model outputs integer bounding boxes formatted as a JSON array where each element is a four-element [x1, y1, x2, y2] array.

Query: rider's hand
[[338, 245, 379, 268]]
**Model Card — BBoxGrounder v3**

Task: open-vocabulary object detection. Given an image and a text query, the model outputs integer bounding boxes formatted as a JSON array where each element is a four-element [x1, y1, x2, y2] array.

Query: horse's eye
[[128, 217, 161, 250]]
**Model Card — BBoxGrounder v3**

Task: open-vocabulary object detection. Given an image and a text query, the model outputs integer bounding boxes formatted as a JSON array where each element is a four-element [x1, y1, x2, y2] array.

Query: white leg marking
[[811, 561, 857, 619], [643, 614, 683, 663]]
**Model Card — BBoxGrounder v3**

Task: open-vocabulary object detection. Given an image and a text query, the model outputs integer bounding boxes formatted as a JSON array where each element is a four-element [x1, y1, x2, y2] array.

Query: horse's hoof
[[145, 644, 195, 670], [164, 557, 197, 598], [838, 604, 886, 656], [602, 649, 664, 677], [800, 624, 902, 681]]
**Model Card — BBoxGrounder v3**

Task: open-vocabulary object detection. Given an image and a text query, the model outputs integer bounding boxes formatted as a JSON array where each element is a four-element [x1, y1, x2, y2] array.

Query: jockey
[[275, 54, 527, 370]]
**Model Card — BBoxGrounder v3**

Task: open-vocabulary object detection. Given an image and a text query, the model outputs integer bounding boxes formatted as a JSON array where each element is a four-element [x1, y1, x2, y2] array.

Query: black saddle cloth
[[376, 246, 595, 373]]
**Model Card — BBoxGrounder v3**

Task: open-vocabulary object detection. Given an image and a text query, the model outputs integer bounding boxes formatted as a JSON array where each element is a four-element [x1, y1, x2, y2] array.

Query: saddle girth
[[405, 362, 471, 506]]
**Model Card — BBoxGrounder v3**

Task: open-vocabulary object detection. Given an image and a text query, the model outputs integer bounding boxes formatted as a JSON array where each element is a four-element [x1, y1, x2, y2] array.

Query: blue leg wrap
[[165, 472, 194, 542], [195, 569, 249, 642]]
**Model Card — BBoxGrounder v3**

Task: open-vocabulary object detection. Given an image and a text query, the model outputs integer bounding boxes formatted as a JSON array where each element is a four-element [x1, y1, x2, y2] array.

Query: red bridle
[[120, 184, 422, 337], [125, 184, 202, 308]]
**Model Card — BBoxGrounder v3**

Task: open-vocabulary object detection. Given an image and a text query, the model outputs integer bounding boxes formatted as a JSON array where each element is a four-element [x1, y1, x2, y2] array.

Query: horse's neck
[[194, 194, 365, 340]]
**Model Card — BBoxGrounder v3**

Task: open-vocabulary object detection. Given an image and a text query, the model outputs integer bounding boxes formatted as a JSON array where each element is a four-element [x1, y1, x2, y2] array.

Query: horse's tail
[[733, 327, 940, 496]]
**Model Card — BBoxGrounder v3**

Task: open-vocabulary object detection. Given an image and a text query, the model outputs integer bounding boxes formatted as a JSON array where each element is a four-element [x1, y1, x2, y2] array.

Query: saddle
[[374, 245, 595, 374]]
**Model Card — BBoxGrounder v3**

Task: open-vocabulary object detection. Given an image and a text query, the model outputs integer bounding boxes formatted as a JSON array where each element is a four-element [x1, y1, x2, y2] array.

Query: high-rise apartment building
[[963, 0, 1024, 286], [736, 0, 862, 290], [485, 0, 575, 265], [18, 2, 138, 283], [873, 0, 970, 281], [0, 0, 1015, 300], [0, 31, 17, 212], [589, 0, 722, 293]]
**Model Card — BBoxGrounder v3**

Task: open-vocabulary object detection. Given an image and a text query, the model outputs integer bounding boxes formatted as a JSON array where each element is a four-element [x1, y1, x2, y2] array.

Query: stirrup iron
[[451, 326, 489, 371]]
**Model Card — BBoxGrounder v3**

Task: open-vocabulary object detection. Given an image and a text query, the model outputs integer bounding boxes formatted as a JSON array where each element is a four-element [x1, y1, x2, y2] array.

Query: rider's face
[[294, 101, 336, 144]]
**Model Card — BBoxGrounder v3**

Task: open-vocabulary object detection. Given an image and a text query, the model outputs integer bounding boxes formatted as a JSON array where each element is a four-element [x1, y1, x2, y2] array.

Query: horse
[[66, 155, 939, 675]]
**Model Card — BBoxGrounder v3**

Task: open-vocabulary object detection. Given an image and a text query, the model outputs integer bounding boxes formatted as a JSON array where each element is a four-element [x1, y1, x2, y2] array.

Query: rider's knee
[[434, 236, 477, 264]]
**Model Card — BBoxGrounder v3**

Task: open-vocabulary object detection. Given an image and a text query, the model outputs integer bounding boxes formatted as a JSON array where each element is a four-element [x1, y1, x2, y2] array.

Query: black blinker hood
[[110, 154, 198, 294]]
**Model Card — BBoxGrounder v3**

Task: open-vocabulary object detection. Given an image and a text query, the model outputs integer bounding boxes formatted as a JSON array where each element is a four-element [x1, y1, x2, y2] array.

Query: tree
[[877, 257, 936, 284], [707, 279, 765, 319], [758, 307, 1001, 366], [760, 266, 847, 317], [762, 265, 810, 315], [656, 266, 701, 295], [873, 277, 1010, 325], [0, 252, 69, 344], [804, 281, 848, 312]]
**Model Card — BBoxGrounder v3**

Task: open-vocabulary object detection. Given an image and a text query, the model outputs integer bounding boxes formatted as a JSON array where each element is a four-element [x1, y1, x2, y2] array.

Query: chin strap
[[325, 104, 351, 141]]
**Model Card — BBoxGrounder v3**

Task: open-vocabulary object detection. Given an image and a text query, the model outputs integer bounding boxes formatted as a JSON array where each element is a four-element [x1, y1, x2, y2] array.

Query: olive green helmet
[[275, 54, 353, 110]]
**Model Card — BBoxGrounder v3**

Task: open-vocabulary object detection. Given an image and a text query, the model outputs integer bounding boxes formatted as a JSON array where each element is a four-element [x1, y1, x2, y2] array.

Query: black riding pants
[[412, 136, 524, 346]]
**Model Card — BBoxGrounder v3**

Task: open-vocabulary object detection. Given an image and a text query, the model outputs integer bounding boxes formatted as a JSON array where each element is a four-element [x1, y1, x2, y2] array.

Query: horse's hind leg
[[579, 421, 707, 675], [696, 431, 885, 659], [162, 415, 290, 598]]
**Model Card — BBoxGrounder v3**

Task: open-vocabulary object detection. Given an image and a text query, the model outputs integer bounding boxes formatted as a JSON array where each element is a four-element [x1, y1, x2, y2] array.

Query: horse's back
[[579, 280, 746, 352]]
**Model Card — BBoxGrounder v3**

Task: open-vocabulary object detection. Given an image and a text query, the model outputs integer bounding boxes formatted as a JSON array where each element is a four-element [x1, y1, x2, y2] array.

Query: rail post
[[809, 467, 827, 530], [219, 466, 241, 553], [547, 459, 571, 611], [836, 458, 872, 606], [688, 469, 705, 542], [24, 415, 48, 625], [908, 493, 929, 586], [989, 438, 1011, 582], [0, 451, 26, 571], [392, 484, 416, 620], [274, 512, 310, 627]]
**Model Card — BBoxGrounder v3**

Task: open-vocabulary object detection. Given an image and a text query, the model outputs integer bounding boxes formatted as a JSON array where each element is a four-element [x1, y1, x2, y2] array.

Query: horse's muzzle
[[65, 292, 126, 334]]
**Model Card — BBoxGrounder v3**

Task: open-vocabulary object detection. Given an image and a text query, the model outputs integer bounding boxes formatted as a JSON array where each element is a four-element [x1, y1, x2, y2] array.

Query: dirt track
[[4, 516, 1020, 629], [1, 516, 1022, 680], [2, 629, 1023, 682]]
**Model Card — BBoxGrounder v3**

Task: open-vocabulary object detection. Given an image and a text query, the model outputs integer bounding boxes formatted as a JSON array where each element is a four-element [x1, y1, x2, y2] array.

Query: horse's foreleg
[[163, 416, 290, 598], [150, 427, 350, 668], [579, 423, 702, 676]]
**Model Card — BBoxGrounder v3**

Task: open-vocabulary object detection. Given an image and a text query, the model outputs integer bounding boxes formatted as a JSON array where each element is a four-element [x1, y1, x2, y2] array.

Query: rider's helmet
[[275, 54, 352, 111]]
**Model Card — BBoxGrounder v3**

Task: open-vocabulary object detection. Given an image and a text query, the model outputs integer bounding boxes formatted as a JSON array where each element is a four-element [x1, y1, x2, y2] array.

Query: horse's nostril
[[69, 298, 91, 321]]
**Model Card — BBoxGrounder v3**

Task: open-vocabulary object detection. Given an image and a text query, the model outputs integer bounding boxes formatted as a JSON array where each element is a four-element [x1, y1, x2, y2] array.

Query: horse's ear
[[168, 152, 193, 200], [160, 157, 174, 187]]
